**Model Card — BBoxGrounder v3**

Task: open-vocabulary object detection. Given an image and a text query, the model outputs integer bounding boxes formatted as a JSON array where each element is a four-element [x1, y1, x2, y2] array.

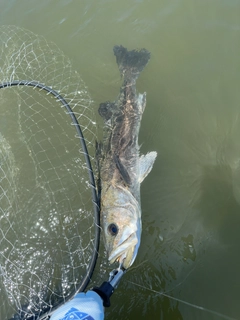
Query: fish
[[96, 45, 157, 269]]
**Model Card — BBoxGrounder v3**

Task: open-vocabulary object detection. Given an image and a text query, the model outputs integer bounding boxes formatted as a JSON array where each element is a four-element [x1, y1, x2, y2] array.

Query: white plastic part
[[50, 291, 104, 320]]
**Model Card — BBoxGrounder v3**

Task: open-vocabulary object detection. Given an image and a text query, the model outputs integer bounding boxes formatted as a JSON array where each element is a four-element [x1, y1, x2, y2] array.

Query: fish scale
[[97, 45, 157, 269]]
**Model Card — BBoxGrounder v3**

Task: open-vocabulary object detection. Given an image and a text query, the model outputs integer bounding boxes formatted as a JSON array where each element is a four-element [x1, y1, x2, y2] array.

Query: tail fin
[[113, 45, 150, 81]]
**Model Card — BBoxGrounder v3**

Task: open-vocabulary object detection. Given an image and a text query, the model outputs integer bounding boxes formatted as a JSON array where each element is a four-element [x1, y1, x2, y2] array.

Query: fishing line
[[127, 280, 237, 320]]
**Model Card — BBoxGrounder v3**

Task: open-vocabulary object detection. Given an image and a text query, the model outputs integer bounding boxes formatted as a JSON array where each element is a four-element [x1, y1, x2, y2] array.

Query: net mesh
[[0, 25, 98, 319]]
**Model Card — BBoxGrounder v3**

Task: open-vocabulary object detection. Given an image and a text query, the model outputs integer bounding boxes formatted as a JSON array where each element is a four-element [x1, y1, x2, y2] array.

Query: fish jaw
[[101, 199, 142, 269], [108, 218, 141, 269]]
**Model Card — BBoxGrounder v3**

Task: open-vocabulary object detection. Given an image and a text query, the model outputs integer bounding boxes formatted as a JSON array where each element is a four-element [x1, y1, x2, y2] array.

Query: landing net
[[0, 25, 99, 319]]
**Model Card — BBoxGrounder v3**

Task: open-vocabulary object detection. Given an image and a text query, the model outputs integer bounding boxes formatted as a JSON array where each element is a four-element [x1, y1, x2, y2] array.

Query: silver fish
[[96, 45, 157, 269]]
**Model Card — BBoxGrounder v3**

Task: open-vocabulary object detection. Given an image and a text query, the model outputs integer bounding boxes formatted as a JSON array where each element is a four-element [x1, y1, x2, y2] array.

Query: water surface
[[0, 1, 240, 319]]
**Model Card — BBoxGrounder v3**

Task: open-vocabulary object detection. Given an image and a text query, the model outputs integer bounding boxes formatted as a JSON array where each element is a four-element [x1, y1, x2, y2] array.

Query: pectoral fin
[[139, 151, 157, 183], [113, 153, 131, 185]]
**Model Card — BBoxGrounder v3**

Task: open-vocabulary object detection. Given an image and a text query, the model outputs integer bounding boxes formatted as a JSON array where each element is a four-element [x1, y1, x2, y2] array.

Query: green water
[[1, 1, 240, 319]]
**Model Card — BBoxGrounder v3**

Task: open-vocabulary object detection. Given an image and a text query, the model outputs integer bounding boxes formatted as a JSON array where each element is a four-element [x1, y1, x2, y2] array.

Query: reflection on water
[[137, 89, 240, 319], [0, 0, 240, 319], [196, 164, 240, 245]]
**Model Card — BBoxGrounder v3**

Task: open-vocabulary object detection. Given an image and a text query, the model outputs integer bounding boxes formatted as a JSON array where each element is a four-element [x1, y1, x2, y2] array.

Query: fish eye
[[108, 223, 118, 236]]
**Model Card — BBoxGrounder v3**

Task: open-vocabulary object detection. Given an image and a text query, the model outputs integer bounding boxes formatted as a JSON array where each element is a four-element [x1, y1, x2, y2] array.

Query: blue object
[[58, 308, 93, 320], [50, 291, 104, 320]]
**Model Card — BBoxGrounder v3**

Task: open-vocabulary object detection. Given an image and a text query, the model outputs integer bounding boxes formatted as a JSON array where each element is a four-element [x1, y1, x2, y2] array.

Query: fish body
[[97, 45, 157, 269]]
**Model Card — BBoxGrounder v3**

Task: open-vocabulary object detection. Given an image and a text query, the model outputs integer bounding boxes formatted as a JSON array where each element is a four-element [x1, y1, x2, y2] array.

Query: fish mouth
[[108, 232, 139, 269]]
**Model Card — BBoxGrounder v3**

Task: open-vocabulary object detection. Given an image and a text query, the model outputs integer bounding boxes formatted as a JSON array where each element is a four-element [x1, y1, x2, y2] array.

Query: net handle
[[0, 80, 100, 319]]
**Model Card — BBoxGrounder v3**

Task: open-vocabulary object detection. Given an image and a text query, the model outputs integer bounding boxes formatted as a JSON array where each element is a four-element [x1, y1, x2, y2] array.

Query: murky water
[[0, 0, 240, 319]]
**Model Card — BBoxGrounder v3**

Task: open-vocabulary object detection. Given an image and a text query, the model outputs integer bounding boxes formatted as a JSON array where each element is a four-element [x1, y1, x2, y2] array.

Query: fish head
[[102, 206, 141, 269]]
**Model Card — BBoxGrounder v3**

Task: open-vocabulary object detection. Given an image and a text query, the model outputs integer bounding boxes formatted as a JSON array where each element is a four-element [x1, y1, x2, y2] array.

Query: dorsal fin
[[98, 101, 115, 121]]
